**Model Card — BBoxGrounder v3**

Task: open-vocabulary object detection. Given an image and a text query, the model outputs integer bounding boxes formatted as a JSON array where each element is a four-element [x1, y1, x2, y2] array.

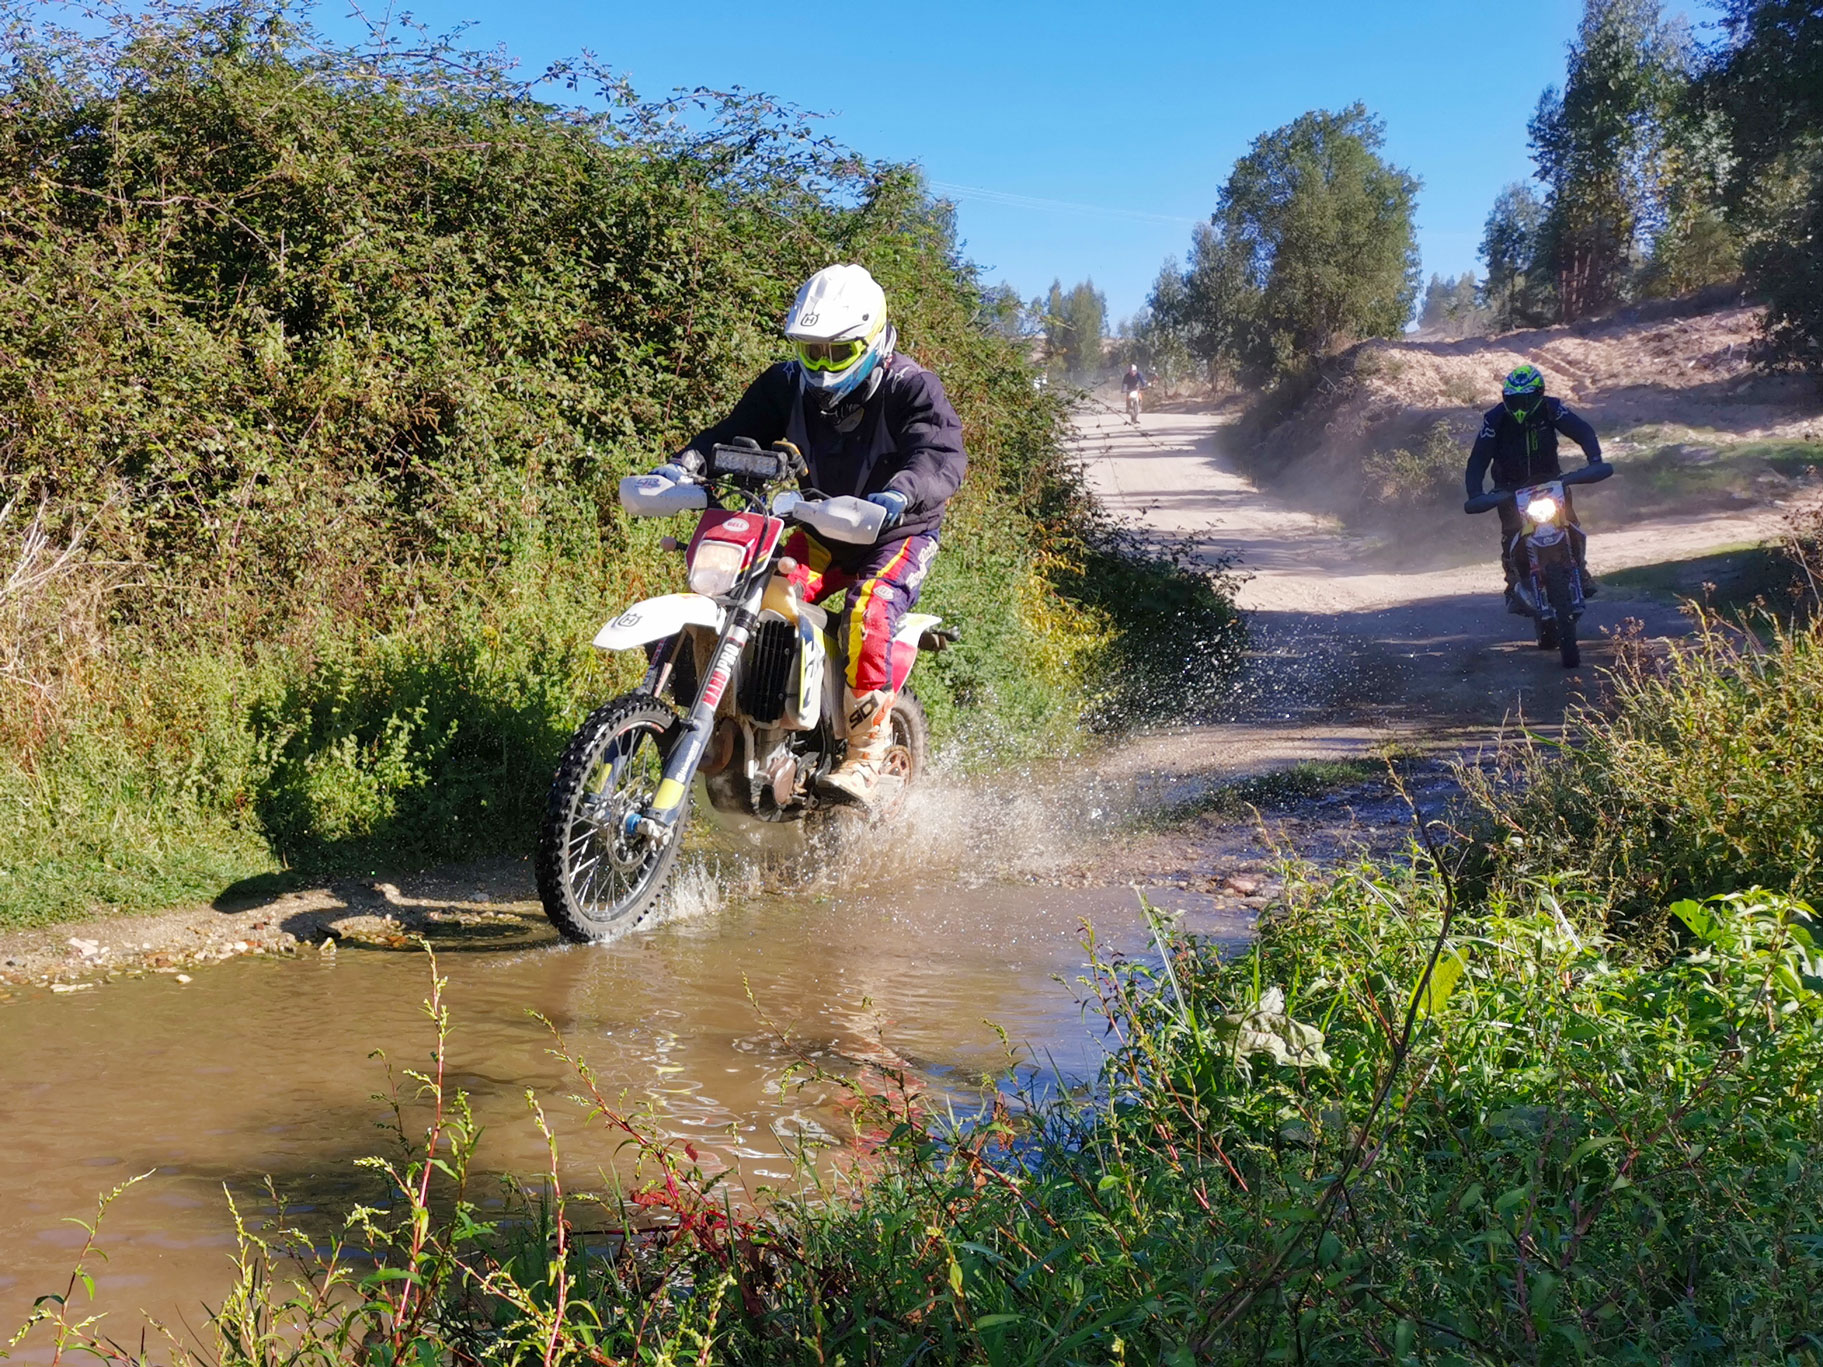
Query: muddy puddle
[[0, 785, 1253, 1342], [0, 745, 1459, 1345]]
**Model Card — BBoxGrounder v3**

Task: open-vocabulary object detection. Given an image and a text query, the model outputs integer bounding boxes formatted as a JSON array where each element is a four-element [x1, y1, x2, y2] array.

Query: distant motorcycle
[[1124, 385, 1142, 424], [536, 440, 953, 943], [1465, 462, 1613, 668]]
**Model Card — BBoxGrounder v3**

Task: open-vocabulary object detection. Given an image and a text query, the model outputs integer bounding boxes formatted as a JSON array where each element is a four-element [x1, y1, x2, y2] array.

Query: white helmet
[[785, 264, 894, 406]]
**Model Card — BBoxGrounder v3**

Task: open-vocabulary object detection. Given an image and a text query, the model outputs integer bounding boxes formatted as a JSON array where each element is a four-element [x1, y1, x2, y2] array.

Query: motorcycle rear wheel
[[1544, 565, 1580, 668], [882, 687, 930, 791], [537, 692, 685, 943]]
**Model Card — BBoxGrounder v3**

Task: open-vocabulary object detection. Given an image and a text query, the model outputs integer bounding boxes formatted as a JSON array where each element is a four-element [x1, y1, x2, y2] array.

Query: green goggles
[[795, 337, 869, 372]]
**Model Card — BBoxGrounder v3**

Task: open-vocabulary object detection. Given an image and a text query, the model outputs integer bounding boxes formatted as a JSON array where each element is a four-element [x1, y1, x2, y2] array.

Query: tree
[[1705, 0, 1823, 368], [1419, 272, 1490, 336], [1212, 103, 1421, 379], [1042, 277, 1107, 378], [1130, 258, 1197, 387], [978, 281, 1038, 340], [1639, 96, 1741, 297], [1479, 182, 1554, 328], [1529, 0, 1688, 320], [1179, 222, 1261, 383]]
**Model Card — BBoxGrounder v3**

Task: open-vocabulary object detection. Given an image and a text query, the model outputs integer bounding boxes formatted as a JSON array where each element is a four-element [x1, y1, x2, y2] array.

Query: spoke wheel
[[537, 693, 685, 943]]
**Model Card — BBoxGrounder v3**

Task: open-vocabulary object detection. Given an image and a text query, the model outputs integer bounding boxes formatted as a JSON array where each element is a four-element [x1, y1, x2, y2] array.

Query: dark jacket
[[685, 355, 967, 564], [1466, 396, 1604, 496]]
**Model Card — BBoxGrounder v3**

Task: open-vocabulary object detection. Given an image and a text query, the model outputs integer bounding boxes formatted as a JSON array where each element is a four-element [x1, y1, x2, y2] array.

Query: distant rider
[[657, 264, 967, 809], [1465, 364, 1606, 613], [1121, 363, 1147, 421]]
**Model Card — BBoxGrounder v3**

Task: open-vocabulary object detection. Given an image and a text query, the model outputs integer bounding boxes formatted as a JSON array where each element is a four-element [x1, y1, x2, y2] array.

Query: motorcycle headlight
[[1527, 495, 1559, 523], [687, 540, 746, 597]]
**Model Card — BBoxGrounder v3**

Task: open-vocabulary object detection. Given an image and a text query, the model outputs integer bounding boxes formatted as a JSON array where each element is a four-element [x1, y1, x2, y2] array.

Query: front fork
[[625, 583, 763, 840]]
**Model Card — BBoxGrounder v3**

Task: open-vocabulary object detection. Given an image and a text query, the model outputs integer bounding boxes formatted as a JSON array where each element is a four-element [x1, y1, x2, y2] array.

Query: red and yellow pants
[[779, 529, 938, 693]]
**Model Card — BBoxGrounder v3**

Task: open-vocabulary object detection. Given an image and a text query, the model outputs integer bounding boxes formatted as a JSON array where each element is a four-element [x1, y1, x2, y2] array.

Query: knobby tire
[[1544, 564, 1580, 668], [537, 692, 686, 943]]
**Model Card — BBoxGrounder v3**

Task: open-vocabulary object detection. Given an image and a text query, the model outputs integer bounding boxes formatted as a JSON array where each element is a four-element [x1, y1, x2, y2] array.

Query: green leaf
[[1210, 986, 1331, 1069], [1413, 947, 1468, 1018], [1670, 898, 1716, 942], [1566, 1135, 1622, 1166]]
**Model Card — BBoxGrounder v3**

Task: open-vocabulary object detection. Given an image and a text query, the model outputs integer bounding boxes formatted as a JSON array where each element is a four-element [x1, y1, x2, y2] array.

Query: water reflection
[[0, 869, 1242, 1341]]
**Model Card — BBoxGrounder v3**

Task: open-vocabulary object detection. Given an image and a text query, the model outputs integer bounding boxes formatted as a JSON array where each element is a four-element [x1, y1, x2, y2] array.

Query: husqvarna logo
[[613, 610, 640, 630]]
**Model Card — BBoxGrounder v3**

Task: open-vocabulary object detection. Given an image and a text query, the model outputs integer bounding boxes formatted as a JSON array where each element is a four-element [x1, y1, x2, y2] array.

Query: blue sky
[[326, 0, 1709, 323]]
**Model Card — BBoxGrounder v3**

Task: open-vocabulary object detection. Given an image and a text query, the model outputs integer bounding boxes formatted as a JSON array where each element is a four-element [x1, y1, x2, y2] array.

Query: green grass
[[1463, 604, 1823, 928], [1607, 430, 1823, 511], [1599, 542, 1797, 611], [1145, 756, 1404, 829]]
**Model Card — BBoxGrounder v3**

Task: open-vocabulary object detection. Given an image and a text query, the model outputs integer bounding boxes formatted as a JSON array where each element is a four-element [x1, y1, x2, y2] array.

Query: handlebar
[[1464, 461, 1613, 515]]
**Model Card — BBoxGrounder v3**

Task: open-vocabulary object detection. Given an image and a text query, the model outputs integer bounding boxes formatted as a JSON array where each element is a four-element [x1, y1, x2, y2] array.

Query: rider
[[659, 263, 967, 809], [1465, 364, 1606, 613], [1121, 363, 1147, 412]]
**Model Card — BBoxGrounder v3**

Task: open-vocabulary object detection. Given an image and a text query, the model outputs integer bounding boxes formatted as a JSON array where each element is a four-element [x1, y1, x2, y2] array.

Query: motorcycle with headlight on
[[536, 438, 955, 943], [1465, 461, 1613, 668]]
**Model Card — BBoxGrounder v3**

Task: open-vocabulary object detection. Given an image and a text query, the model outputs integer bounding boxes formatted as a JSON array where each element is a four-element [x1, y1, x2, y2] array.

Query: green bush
[[1362, 418, 1465, 506], [1466, 610, 1823, 926], [0, 0, 1238, 924]]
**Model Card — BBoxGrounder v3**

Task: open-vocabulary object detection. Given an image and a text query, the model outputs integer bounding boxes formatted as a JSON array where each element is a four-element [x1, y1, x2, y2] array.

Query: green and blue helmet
[[1502, 364, 1546, 421]]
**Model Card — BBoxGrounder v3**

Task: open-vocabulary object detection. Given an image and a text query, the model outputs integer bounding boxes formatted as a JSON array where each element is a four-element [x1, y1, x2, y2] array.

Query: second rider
[[1465, 364, 1607, 613], [658, 264, 967, 810]]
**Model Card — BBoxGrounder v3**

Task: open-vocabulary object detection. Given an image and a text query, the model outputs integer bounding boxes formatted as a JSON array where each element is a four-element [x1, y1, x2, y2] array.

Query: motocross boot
[[818, 688, 896, 809], [1571, 526, 1599, 597], [1502, 561, 1526, 615]]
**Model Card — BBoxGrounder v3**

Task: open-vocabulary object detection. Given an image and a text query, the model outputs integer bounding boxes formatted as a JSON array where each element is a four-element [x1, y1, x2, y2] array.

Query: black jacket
[[1465, 397, 1604, 496], [684, 355, 967, 560]]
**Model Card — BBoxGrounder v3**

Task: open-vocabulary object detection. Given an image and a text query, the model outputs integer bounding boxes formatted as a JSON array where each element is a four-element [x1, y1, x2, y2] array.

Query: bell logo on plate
[[723, 517, 750, 532]]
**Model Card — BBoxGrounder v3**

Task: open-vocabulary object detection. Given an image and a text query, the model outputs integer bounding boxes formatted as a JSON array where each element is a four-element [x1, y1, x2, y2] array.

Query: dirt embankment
[[1237, 298, 1823, 527]]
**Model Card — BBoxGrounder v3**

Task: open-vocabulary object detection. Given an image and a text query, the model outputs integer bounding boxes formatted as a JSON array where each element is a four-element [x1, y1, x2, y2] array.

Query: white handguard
[[620, 473, 708, 517], [792, 494, 888, 546]]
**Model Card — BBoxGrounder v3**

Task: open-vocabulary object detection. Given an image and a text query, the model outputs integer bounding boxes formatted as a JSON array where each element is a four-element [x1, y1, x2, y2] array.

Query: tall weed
[[1466, 610, 1823, 925]]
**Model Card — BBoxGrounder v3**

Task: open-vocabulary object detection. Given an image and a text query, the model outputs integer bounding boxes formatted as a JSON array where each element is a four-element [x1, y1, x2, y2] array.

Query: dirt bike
[[1124, 385, 1142, 424], [536, 439, 954, 943], [1465, 461, 1612, 668]]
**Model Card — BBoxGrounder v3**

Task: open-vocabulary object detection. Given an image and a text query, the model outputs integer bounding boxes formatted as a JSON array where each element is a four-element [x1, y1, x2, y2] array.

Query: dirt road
[[1074, 402, 1785, 782]]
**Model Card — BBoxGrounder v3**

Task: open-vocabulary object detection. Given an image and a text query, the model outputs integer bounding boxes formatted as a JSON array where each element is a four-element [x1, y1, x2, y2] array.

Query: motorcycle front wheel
[[1544, 565, 1580, 668], [537, 692, 686, 943]]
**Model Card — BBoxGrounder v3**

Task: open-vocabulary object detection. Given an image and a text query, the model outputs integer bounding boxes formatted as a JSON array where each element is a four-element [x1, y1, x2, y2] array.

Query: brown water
[[0, 838, 1244, 1342]]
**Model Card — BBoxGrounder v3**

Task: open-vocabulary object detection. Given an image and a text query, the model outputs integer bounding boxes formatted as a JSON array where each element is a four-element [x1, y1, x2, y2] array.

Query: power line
[[928, 180, 1200, 228]]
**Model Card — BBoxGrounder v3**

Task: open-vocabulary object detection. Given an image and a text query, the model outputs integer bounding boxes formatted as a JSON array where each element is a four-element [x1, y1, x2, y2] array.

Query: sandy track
[[1073, 402, 1785, 780]]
